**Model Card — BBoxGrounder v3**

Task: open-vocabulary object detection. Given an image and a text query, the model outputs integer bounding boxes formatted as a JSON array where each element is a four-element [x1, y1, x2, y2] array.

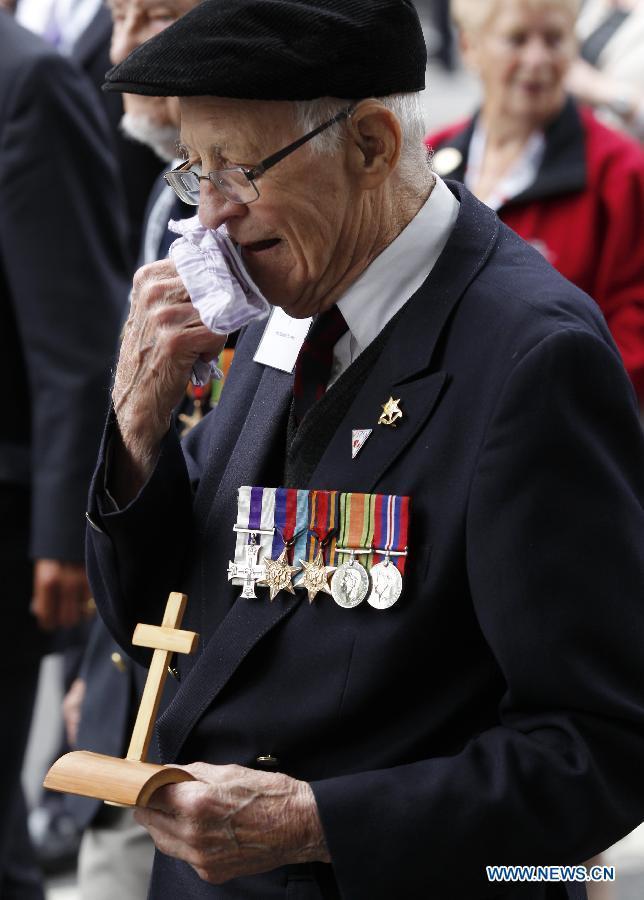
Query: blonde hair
[[451, 0, 581, 32]]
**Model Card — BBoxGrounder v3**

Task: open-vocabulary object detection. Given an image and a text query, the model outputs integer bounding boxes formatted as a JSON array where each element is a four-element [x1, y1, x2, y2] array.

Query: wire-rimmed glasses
[[164, 105, 355, 206]]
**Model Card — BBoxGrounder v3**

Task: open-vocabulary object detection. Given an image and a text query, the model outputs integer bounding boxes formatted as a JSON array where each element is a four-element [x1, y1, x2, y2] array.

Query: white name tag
[[253, 307, 312, 374]]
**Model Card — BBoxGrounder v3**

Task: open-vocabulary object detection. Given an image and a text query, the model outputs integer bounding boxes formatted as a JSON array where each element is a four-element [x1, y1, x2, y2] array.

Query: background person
[[14, 0, 165, 263], [567, 0, 644, 141], [0, 11, 129, 898], [426, 0, 644, 404]]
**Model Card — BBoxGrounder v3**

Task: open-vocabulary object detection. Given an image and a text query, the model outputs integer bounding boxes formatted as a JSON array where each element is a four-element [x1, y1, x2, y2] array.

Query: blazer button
[[256, 755, 279, 767], [111, 652, 126, 673]]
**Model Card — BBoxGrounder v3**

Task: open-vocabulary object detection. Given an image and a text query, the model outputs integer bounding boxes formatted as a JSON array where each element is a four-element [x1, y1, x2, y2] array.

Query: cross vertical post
[[126, 592, 198, 763]]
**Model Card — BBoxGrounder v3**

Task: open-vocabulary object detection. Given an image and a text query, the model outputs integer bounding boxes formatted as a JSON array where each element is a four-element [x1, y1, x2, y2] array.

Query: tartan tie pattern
[[293, 305, 349, 422]]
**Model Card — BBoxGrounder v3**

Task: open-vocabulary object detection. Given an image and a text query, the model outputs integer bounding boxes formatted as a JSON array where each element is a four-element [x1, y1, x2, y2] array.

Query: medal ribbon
[[300, 490, 339, 566], [373, 494, 410, 574], [271, 487, 308, 564], [232, 486, 276, 578], [332, 492, 376, 568]]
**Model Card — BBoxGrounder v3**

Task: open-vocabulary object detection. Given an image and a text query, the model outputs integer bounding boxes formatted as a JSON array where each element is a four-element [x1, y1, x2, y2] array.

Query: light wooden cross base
[[43, 751, 194, 808], [43, 592, 199, 808]]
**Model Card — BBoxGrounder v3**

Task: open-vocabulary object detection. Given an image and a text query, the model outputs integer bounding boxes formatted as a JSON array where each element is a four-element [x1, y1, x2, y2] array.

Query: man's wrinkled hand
[[113, 259, 225, 461], [134, 762, 330, 885], [31, 559, 92, 630]]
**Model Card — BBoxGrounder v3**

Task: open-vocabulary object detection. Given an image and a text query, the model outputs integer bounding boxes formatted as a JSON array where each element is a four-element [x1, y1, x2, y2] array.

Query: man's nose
[[520, 36, 552, 68], [198, 179, 248, 231], [110, 15, 141, 65]]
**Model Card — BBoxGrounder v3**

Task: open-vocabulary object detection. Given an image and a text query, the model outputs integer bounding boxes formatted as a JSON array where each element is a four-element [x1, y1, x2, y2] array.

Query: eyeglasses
[[164, 105, 355, 206]]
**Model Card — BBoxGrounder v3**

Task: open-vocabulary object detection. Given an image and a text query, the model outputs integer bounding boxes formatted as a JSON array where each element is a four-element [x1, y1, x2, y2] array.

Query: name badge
[[253, 307, 311, 373]]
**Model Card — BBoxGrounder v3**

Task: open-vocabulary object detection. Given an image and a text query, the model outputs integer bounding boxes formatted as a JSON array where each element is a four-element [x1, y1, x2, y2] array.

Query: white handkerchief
[[168, 215, 270, 385]]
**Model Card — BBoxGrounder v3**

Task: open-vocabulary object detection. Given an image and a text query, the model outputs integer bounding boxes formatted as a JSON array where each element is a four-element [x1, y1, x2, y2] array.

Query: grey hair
[[292, 93, 431, 187]]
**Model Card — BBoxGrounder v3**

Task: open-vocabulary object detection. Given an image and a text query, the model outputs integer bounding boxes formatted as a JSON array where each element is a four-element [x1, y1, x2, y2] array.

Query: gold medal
[[258, 549, 301, 601], [297, 550, 336, 603], [378, 396, 403, 427]]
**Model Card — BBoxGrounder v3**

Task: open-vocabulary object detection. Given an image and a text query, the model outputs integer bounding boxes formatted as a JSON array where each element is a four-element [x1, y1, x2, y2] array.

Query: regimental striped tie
[[293, 305, 349, 423]]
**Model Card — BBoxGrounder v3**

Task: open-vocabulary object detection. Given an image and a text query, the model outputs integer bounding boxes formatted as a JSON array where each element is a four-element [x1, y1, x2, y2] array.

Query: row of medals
[[228, 543, 404, 610]]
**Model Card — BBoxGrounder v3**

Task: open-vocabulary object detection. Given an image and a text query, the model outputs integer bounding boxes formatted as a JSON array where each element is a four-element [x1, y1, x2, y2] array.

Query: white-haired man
[[85, 1, 644, 898]]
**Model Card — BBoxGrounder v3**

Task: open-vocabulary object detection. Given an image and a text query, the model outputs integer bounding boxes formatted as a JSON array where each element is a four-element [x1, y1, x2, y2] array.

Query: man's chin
[[119, 112, 180, 163]]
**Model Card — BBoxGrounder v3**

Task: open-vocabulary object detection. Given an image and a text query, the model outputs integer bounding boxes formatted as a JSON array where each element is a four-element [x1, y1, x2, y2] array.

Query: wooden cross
[[126, 591, 198, 762]]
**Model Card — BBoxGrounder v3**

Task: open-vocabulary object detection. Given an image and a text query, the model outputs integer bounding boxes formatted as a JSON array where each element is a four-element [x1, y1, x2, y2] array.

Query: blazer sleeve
[[310, 328, 644, 899], [0, 49, 129, 561], [85, 413, 194, 659]]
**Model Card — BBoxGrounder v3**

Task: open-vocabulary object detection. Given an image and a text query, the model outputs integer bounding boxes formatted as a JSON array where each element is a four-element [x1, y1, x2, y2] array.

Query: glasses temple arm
[[248, 106, 354, 180]]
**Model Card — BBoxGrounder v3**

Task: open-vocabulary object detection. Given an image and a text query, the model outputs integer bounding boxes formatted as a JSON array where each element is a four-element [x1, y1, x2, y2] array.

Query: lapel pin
[[352, 429, 372, 459], [378, 397, 403, 427]]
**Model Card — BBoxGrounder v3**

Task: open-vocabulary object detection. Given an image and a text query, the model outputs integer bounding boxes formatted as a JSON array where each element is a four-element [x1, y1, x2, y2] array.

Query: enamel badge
[[352, 429, 372, 459]]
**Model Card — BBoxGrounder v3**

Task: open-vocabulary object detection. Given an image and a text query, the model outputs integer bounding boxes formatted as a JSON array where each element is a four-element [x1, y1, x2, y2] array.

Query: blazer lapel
[[157, 590, 300, 762], [158, 338, 300, 759], [310, 183, 499, 493]]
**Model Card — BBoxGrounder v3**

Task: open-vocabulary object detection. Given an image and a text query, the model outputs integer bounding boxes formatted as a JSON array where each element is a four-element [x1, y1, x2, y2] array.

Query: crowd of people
[[1, 1, 642, 899]]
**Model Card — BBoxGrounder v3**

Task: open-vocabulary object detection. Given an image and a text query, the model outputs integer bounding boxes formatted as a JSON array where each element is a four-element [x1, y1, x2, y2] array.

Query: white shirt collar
[[329, 175, 459, 381]]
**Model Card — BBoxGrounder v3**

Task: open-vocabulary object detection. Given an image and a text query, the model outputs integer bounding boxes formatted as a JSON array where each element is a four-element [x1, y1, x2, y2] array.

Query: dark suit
[[0, 13, 129, 895], [86, 183, 644, 900]]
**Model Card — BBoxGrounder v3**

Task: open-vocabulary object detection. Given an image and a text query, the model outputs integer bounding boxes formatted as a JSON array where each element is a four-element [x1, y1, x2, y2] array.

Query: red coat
[[427, 100, 644, 400]]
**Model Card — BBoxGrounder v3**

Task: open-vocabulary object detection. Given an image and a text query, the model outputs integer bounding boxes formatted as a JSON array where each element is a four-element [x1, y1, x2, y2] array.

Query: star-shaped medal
[[378, 396, 403, 427], [297, 550, 336, 603], [258, 549, 301, 601]]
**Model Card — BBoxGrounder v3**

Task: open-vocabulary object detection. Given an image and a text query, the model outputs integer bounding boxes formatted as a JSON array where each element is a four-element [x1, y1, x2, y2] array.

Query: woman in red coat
[[426, 0, 644, 402]]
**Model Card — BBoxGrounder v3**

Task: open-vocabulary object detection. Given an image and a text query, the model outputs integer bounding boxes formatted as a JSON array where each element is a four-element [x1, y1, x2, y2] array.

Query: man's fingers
[[132, 258, 179, 293], [181, 761, 243, 783], [138, 275, 191, 312], [144, 777, 217, 816]]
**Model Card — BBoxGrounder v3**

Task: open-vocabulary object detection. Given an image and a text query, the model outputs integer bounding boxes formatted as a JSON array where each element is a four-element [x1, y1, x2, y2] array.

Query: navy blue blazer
[[86, 183, 644, 900], [0, 15, 129, 657]]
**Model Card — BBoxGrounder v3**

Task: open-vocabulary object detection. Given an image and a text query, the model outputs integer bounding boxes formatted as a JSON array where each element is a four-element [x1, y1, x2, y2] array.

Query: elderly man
[[86, 0, 644, 898]]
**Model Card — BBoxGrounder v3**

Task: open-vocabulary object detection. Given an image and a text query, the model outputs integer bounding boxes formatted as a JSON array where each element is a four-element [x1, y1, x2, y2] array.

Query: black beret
[[103, 0, 426, 100]]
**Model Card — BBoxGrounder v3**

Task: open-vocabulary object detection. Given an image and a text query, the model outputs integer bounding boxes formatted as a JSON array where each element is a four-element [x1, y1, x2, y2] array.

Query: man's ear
[[345, 101, 402, 189]]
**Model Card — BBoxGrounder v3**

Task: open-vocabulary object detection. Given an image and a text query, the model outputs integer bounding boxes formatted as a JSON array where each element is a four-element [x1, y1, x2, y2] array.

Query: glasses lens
[[164, 168, 200, 205], [210, 168, 260, 204]]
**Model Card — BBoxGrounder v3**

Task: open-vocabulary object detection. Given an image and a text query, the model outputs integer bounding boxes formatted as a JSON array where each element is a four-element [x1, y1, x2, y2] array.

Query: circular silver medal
[[368, 561, 403, 609], [331, 559, 370, 608]]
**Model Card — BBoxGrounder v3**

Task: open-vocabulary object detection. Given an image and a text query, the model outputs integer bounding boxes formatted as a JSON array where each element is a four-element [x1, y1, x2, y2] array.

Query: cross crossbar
[[132, 623, 198, 655]]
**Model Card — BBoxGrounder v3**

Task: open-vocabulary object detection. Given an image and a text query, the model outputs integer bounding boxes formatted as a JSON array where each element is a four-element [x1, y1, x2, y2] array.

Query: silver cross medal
[[227, 535, 265, 599]]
